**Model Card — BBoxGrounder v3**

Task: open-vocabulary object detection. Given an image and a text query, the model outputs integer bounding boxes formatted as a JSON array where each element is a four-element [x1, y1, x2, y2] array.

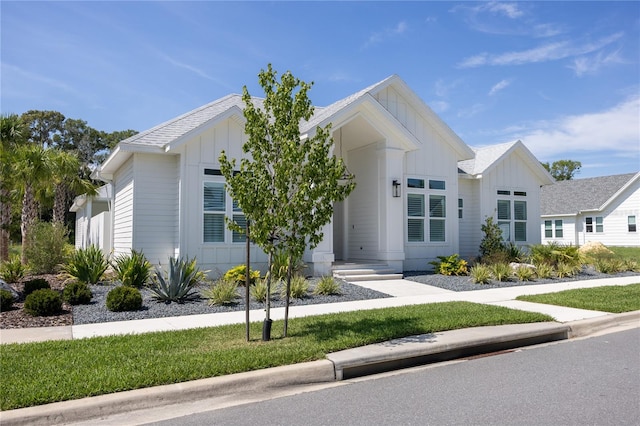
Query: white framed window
[[544, 220, 553, 238], [406, 178, 447, 243], [629, 216, 637, 233], [544, 219, 563, 238], [458, 198, 463, 219], [586, 216, 603, 233], [555, 220, 563, 238], [203, 175, 245, 244], [496, 190, 528, 242]]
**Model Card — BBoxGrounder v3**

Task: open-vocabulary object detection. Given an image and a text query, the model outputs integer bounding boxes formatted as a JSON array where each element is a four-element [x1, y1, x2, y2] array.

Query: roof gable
[[540, 172, 639, 216]]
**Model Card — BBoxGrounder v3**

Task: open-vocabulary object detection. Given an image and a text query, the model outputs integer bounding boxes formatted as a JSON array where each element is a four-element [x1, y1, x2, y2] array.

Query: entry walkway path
[[1, 275, 638, 345]]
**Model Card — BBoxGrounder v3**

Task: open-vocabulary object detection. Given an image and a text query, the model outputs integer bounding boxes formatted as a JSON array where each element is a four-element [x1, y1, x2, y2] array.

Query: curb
[[1, 313, 638, 426]]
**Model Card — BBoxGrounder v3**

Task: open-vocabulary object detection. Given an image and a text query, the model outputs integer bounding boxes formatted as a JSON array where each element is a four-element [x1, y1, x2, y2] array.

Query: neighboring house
[[540, 172, 640, 247], [73, 75, 553, 276], [70, 183, 111, 254]]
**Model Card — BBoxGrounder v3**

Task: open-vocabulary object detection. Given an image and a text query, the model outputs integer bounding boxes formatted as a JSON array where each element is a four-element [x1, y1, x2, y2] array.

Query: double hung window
[[496, 190, 527, 242], [203, 172, 245, 243], [407, 178, 446, 243]]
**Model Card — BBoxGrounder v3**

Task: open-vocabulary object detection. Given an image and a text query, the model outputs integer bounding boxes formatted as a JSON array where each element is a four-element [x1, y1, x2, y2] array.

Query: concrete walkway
[[1, 275, 638, 344]]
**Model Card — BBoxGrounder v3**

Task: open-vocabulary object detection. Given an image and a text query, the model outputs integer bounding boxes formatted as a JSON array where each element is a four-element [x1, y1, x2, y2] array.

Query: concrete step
[[333, 268, 397, 276], [338, 273, 405, 282]]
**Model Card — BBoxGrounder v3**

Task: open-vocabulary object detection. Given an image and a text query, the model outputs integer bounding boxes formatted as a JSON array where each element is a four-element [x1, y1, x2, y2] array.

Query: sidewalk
[[1, 275, 638, 344]]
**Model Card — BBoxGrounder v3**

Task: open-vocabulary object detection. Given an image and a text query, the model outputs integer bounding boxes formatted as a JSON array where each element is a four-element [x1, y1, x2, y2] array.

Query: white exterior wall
[[347, 143, 379, 260], [374, 85, 462, 271], [577, 180, 640, 247], [89, 211, 111, 254], [479, 153, 543, 248], [112, 156, 134, 257], [179, 117, 269, 277], [458, 178, 481, 260], [541, 216, 578, 246], [74, 207, 87, 249]]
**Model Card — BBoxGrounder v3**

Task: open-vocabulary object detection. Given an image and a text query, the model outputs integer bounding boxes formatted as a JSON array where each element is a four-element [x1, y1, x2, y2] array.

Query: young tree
[[219, 64, 355, 340], [541, 160, 582, 181]]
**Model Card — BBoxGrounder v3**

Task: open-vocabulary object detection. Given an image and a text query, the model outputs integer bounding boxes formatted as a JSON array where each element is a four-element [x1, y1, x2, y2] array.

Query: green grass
[[517, 283, 640, 313], [0, 302, 552, 410], [608, 246, 640, 260]]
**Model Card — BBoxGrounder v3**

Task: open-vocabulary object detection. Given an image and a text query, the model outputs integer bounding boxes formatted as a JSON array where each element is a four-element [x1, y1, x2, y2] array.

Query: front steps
[[332, 262, 403, 282]]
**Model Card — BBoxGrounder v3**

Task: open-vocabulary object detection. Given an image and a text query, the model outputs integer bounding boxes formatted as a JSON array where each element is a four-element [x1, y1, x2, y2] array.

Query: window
[[629, 216, 637, 232], [232, 200, 246, 243], [407, 193, 425, 242], [514, 201, 527, 242], [497, 190, 510, 195], [497, 199, 511, 241], [497, 194, 528, 242], [544, 220, 553, 238], [406, 178, 447, 243], [555, 220, 563, 238], [458, 198, 463, 219], [586, 216, 603, 233], [203, 182, 225, 243]]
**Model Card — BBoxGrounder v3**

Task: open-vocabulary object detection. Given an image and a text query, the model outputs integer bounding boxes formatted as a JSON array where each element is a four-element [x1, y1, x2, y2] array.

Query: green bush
[[24, 222, 71, 274], [62, 281, 92, 305], [0, 255, 26, 283], [479, 217, 506, 261], [504, 242, 526, 263], [223, 265, 260, 286], [429, 254, 468, 276], [24, 289, 62, 316], [281, 275, 309, 299], [593, 258, 625, 274], [250, 278, 277, 303], [202, 279, 238, 306], [0, 289, 14, 311], [106, 286, 142, 312], [622, 259, 639, 272], [149, 257, 200, 304], [469, 264, 492, 284], [313, 276, 342, 296], [111, 250, 151, 288], [514, 265, 535, 282], [534, 263, 555, 279], [63, 246, 109, 284], [555, 262, 576, 278], [490, 263, 512, 282], [530, 243, 584, 269], [23, 278, 50, 297], [270, 250, 305, 282]]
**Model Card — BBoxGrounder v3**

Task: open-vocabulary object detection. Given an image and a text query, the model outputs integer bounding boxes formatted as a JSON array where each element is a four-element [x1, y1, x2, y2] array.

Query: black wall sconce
[[392, 179, 401, 198]]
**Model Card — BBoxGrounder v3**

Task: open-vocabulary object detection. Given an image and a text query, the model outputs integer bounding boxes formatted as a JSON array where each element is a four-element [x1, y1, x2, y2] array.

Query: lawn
[[517, 283, 640, 313], [0, 301, 552, 411], [608, 246, 640, 260]]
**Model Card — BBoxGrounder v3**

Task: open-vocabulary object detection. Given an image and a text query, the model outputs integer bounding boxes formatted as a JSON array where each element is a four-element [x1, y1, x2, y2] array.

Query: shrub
[[250, 278, 277, 303], [594, 258, 625, 274], [530, 243, 583, 269], [24, 221, 71, 274], [63, 246, 108, 284], [469, 264, 492, 284], [534, 263, 555, 279], [490, 263, 512, 282], [23, 278, 50, 296], [111, 250, 151, 288], [270, 250, 305, 282], [313, 276, 342, 296], [24, 289, 62, 316], [149, 257, 200, 304], [555, 262, 576, 278], [0, 255, 26, 283], [202, 279, 238, 306], [429, 254, 468, 276], [0, 289, 14, 311], [62, 281, 92, 305], [622, 259, 639, 272], [281, 275, 309, 299], [504, 242, 526, 263], [479, 217, 506, 260], [106, 286, 142, 312], [224, 265, 260, 286], [514, 265, 535, 282]]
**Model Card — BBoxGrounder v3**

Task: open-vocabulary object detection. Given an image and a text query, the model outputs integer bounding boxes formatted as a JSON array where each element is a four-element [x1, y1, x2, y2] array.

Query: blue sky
[[2, 1, 639, 178]]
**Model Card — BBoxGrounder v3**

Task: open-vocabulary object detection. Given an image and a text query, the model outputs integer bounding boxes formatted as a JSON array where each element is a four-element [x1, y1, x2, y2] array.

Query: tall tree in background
[[542, 160, 582, 181], [0, 114, 26, 261], [21, 110, 65, 148], [49, 149, 97, 224], [220, 64, 355, 340]]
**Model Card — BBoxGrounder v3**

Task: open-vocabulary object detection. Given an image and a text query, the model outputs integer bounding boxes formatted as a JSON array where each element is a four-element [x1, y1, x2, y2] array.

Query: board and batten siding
[[458, 178, 481, 260], [112, 156, 134, 258], [132, 153, 179, 266], [348, 144, 379, 260], [179, 117, 269, 275]]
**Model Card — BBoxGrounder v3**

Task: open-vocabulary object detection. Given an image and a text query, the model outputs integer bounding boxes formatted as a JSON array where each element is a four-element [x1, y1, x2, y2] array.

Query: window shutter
[[514, 222, 526, 242], [407, 194, 424, 217], [429, 195, 446, 218], [497, 200, 510, 220], [514, 201, 527, 220], [203, 214, 225, 242], [430, 219, 445, 242], [204, 183, 225, 211], [408, 219, 424, 242]]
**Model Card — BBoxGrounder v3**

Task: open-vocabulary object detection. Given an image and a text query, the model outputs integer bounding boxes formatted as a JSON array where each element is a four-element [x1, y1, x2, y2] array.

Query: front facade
[[75, 75, 553, 276], [540, 172, 640, 247]]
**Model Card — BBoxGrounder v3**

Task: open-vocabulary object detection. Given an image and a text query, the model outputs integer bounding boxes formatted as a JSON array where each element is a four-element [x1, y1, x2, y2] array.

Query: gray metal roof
[[540, 172, 638, 216]]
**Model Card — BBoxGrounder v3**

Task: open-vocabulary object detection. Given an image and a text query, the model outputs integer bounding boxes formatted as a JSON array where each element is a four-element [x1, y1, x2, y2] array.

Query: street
[[143, 328, 640, 425]]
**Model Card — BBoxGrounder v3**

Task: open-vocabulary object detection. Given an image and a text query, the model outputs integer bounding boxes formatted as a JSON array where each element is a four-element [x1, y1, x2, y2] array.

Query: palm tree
[[48, 149, 97, 225], [0, 114, 26, 261], [12, 144, 51, 264]]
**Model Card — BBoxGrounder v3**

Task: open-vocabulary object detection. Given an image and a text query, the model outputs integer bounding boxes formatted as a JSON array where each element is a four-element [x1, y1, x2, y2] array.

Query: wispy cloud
[[458, 32, 623, 68], [1, 62, 81, 95], [488, 79, 512, 96], [363, 21, 408, 48], [157, 52, 216, 81], [508, 97, 640, 158], [483, 2, 524, 19], [569, 49, 625, 77], [429, 100, 450, 113], [458, 103, 487, 118]]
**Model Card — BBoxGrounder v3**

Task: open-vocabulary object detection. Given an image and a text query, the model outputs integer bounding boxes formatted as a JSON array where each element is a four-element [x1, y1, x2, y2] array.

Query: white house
[[74, 75, 553, 277], [540, 172, 640, 247]]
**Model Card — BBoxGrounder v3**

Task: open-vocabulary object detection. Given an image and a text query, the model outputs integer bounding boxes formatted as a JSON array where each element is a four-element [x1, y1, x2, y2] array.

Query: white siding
[[348, 144, 379, 260], [74, 207, 87, 249], [541, 216, 578, 246], [112, 156, 134, 257], [458, 178, 481, 260]]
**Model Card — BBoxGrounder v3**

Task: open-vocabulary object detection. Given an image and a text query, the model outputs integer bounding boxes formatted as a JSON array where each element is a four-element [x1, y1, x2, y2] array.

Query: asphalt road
[[145, 328, 640, 426]]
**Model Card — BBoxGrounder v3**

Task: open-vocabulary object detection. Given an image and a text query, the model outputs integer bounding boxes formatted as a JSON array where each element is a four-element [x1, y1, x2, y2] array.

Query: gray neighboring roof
[[540, 172, 638, 216]]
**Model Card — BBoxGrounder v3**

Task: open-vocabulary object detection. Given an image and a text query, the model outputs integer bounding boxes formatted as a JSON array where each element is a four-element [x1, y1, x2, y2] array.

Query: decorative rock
[[509, 262, 536, 272], [0, 279, 21, 301], [578, 241, 613, 255]]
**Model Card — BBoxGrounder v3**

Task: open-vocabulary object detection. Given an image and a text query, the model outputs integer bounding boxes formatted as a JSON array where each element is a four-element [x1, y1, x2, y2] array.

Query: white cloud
[[458, 32, 623, 68], [363, 21, 408, 48], [429, 100, 450, 113], [512, 97, 640, 158], [484, 2, 524, 19], [569, 49, 624, 77], [158, 53, 215, 81], [488, 79, 512, 96], [457, 103, 486, 118]]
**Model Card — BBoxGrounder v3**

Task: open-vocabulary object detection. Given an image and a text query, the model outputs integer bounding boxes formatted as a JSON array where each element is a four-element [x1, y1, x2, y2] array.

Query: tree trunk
[[283, 255, 292, 337], [0, 187, 10, 262], [52, 182, 68, 224], [20, 184, 38, 265]]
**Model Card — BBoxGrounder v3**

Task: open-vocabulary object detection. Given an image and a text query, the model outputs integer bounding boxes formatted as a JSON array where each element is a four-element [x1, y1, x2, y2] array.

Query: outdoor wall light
[[392, 179, 401, 198]]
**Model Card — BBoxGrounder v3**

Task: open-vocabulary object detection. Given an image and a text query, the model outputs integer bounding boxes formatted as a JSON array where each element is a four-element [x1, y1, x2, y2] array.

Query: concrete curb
[[567, 310, 640, 338]]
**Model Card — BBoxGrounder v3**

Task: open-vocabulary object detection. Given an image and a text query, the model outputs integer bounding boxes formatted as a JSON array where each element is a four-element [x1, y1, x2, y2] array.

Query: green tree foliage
[[21, 110, 65, 149], [541, 159, 582, 181], [219, 64, 355, 338]]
